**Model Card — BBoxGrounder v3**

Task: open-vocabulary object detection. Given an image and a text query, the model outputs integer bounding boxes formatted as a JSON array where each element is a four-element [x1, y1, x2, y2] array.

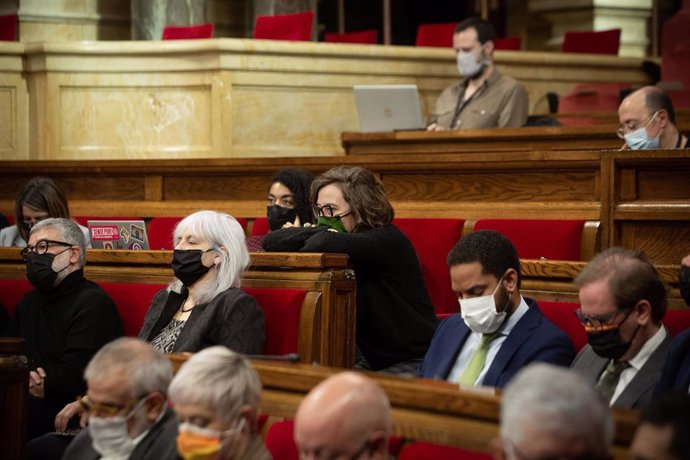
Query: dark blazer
[[139, 287, 265, 354], [417, 298, 575, 387], [571, 326, 672, 409], [655, 328, 690, 396], [62, 406, 180, 460]]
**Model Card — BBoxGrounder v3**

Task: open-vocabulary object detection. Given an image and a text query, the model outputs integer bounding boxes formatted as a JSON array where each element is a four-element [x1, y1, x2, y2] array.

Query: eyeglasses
[[574, 308, 632, 332], [79, 394, 146, 418], [20, 239, 73, 260], [312, 204, 351, 219], [616, 111, 658, 140]]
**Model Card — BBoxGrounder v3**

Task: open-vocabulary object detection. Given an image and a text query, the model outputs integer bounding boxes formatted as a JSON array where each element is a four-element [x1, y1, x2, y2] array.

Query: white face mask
[[456, 47, 486, 79], [459, 277, 510, 334], [89, 397, 148, 460], [623, 111, 661, 150]]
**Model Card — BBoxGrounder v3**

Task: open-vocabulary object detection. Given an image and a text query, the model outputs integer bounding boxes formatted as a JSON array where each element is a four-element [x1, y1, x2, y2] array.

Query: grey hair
[[31, 218, 86, 267], [84, 337, 173, 397], [168, 346, 261, 426], [501, 363, 614, 457], [168, 211, 250, 305]]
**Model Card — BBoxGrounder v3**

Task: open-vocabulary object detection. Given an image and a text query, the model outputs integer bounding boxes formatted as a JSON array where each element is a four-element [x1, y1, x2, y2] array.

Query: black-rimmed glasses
[[574, 307, 633, 332], [312, 204, 351, 219], [20, 239, 73, 260]]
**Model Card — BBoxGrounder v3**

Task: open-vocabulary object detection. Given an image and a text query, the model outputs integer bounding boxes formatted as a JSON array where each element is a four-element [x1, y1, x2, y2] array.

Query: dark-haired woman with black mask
[[246, 168, 314, 252], [139, 210, 265, 354]]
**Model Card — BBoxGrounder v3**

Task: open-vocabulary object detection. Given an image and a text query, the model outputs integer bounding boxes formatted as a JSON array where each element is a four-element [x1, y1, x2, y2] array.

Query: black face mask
[[680, 266, 690, 307], [587, 315, 640, 361], [172, 249, 212, 287], [26, 251, 70, 293], [267, 205, 298, 231]]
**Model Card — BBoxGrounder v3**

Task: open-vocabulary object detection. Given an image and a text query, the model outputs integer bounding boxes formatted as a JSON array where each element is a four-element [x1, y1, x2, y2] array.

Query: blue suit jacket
[[417, 298, 575, 387], [655, 328, 690, 396]]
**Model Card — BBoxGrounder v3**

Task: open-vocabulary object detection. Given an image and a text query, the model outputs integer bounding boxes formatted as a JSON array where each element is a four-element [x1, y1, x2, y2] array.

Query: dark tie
[[596, 360, 630, 402]]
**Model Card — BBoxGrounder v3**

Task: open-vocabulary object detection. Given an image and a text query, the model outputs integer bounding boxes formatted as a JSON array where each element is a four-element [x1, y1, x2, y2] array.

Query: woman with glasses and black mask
[[246, 168, 314, 252], [263, 166, 439, 375], [0, 177, 91, 248]]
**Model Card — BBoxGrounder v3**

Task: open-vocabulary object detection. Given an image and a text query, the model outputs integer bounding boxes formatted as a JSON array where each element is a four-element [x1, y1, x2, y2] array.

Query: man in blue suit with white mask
[[418, 230, 575, 387]]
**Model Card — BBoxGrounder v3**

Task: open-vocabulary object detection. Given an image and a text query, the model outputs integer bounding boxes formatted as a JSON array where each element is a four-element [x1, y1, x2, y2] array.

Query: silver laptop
[[87, 220, 150, 250], [354, 84, 425, 132]]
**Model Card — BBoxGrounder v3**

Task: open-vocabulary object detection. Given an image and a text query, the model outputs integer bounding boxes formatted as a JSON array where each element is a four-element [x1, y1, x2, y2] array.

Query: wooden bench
[[1, 149, 688, 264], [0, 249, 357, 368], [166, 357, 641, 460]]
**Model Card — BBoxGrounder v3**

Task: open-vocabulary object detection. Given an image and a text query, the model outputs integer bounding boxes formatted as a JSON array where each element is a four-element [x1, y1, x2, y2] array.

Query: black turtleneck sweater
[[6, 269, 123, 437]]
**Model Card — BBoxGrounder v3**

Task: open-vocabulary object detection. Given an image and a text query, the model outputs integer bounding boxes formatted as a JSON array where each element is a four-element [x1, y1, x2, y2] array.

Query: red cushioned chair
[[253, 11, 314, 41], [561, 29, 621, 55], [147, 217, 183, 250], [473, 219, 585, 261], [162, 23, 214, 40], [324, 29, 378, 44], [415, 22, 458, 48], [494, 36, 521, 51], [538, 300, 587, 352], [73, 216, 140, 227], [99, 282, 166, 336], [399, 441, 492, 460], [557, 82, 631, 115], [660, 7, 690, 108], [243, 287, 306, 355], [393, 218, 465, 315], [0, 14, 17, 41], [0, 278, 32, 318], [665, 309, 690, 338], [251, 217, 270, 237]]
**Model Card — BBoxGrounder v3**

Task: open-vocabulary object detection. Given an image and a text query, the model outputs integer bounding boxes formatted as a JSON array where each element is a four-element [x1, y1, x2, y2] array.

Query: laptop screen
[[87, 220, 150, 250], [354, 84, 425, 132]]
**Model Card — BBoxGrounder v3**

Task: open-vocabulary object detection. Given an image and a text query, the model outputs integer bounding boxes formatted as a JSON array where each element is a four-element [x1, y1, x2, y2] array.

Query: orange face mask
[[176, 418, 246, 460]]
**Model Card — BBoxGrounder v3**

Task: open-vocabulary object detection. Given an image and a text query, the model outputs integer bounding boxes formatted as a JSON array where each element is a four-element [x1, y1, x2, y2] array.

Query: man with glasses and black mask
[[571, 247, 671, 409], [62, 337, 179, 460], [6, 217, 123, 439], [426, 17, 528, 131], [418, 230, 575, 386], [618, 86, 688, 150]]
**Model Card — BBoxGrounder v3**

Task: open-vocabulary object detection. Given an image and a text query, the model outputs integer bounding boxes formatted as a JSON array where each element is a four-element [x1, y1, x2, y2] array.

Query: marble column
[[131, 0, 206, 40]]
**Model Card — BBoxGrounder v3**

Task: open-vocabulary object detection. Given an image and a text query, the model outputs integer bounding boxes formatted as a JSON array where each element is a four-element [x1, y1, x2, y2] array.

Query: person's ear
[[143, 392, 166, 422], [69, 247, 80, 265], [503, 268, 519, 293], [634, 299, 653, 326], [656, 109, 669, 128], [483, 39, 495, 56], [368, 431, 388, 459], [239, 405, 258, 433]]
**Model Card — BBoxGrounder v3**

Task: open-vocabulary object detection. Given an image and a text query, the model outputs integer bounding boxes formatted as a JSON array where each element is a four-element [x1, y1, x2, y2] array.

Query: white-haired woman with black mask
[[139, 210, 265, 354]]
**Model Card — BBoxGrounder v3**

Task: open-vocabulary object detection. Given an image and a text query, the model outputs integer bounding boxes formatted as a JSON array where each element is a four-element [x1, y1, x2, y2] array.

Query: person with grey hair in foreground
[[61, 337, 179, 460], [494, 363, 614, 460], [169, 346, 271, 460], [294, 371, 392, 460], [6, 217, 123, 439]]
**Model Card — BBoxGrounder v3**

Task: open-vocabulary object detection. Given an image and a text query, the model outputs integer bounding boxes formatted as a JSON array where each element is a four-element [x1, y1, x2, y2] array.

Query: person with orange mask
[[169, 346, 270, 460]]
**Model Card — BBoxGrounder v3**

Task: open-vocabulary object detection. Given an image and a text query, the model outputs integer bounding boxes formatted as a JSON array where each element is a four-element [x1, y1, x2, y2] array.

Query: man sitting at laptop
[[426, 17, 528, 131]]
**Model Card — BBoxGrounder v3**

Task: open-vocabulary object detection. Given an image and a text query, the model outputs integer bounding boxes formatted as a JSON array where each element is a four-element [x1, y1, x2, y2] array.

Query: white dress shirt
[[447, 296, 529, 385]]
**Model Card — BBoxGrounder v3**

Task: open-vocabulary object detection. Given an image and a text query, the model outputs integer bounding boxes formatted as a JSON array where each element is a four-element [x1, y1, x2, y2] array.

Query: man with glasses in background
[[617, 86, 688, 150], [571, 247, 671, 409], [62, 338, 178, 460], [6, 218, 123, 439]]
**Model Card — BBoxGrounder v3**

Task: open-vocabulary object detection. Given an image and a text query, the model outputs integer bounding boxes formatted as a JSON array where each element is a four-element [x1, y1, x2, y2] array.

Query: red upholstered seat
[[0, 278, 32, 317], [162, 23, 214, 40], [148, 217, 183, 250], [399, 441, 492, 460], [265, 420, 298, 460], [99, 282, 166, 337], [393, 218, 464, 315], [253, 11, 314, 41], [73, 216, 140, 227], [557, 82, 631, 115], [494, 36, 521, 51], [661, 7, 690, 108], [415, 22, 458, 48], [243, 287, 306, 355], [561, 29, 621, 55], [325, 29, 378, 44], [473, 219, 585, 261], [538, 300, 586, 352], [665, 309, 690, 338], [251, 217, 270, 237], [0, 14, 17, 41]]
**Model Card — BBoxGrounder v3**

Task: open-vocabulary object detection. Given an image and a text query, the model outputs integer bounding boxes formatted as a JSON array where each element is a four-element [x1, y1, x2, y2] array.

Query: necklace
[[180, 304, 194, 313]]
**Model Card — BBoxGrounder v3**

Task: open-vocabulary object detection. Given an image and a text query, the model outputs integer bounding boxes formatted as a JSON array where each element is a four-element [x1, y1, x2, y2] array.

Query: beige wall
[[0, 39, 653, 161]]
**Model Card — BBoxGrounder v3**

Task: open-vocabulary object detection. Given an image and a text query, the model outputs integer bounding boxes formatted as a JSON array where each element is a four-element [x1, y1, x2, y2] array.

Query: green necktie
[[596, 360, 630, 402], [458, 333, 498, 386]]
